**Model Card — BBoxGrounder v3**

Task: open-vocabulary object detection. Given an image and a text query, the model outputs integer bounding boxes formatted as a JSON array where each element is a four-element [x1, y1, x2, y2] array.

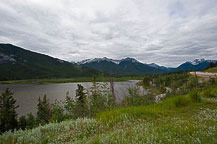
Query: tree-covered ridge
[[0, 44, 100, 81], [205, 62, 217, 73]]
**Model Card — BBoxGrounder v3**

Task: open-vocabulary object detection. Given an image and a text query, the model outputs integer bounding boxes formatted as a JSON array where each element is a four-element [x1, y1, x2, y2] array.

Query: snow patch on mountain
[[0, 52, 16, 64], [77, 57, 143, 65], [77, 57, 120, 65], [77, 57, 141, 65], [188, 58, 206, 65], [187, 58, 217, 65]]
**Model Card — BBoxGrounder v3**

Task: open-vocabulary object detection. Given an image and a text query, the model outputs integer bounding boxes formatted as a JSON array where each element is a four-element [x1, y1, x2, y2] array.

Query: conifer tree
[[76, 84, 86, 105], [75, 84, 87, 117], [0, 88, 19, 133], [37, 95, 51, 124]]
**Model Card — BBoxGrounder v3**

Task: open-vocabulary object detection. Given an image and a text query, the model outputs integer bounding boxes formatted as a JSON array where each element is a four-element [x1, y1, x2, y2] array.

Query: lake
[[0, 80, 146, 116]]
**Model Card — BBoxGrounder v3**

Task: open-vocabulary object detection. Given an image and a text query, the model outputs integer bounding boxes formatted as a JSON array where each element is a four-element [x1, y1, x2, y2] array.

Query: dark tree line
[[205, 62, 217, 70]]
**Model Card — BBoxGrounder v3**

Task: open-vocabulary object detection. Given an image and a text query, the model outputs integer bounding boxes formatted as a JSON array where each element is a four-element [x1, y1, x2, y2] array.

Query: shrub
[[202, 89, 216, 98], [175, 96, 190, 107], [207, 78, 216, 86], [89, 77, 111, 116], [51, 100, 65, 122], [189, 91, 201, 102], [123, 87, 154, 106]]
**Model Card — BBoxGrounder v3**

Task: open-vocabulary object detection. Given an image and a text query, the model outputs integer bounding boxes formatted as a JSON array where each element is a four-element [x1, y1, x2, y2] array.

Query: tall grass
[[189, 91, 202, 102]]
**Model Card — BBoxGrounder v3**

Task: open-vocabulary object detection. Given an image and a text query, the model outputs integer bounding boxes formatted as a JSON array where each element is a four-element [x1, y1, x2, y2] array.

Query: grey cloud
[[0, 0, 217, 67]]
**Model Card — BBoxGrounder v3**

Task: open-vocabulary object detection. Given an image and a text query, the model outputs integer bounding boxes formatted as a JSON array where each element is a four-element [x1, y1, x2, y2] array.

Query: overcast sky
[[0, 0, 217, 67]]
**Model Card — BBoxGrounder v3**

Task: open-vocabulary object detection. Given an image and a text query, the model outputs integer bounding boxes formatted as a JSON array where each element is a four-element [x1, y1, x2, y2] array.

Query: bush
[[202, 89, 216, 98], [123, 87, 154, 106], [207, 78, 216, 86], [189, 91, 201, 102], [51, 100, 65, 122], [175, 96, 190, 107]]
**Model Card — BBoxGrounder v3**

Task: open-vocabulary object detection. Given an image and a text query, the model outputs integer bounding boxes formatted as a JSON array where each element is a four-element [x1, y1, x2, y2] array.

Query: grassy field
[[0, 77, 144, 84], [1, 85, 217, 143]]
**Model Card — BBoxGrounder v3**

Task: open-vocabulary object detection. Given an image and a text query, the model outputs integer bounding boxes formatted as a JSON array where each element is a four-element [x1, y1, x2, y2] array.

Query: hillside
[[1, 86, 217, 143], [0, 44, 100, 80], [205, 66, 217, 73]]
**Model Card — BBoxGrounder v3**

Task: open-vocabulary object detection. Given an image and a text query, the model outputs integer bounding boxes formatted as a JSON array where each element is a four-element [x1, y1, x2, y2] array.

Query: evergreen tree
[[26, 113, 37, 129], [37, 95, 51, 124], [75, 84, 86, 104], [75, 84, 87, 117], [51, 100, 65, 122], [64, 91, 75, 119], [18, 116, 27, 130], [0, 88, 19, 133]]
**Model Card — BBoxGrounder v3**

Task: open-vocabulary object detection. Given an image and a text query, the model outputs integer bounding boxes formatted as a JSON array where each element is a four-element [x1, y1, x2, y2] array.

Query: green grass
[[1, 87, 217, 143], [0, 77, 144, 84]]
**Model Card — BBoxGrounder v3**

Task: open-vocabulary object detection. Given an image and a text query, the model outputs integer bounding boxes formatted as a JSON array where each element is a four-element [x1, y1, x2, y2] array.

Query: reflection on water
[[0, 80, 146, 116]]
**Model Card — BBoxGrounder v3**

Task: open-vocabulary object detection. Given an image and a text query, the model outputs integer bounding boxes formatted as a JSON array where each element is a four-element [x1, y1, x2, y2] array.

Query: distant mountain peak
[[120, 57, 140, 63], [77, 57, 141, 65], [148, 63, 159, 68], [187, 58, 206, 65], [77, 57, 121, 65], [185, 58, 217, 66], [147, 63, 171, 71]]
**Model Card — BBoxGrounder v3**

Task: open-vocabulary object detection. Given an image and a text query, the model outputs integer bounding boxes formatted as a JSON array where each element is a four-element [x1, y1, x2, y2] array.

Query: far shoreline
[[0, 77, 144, 84]]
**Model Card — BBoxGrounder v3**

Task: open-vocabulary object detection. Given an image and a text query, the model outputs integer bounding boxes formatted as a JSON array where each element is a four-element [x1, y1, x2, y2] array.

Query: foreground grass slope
[[1, 87, 217, 143]]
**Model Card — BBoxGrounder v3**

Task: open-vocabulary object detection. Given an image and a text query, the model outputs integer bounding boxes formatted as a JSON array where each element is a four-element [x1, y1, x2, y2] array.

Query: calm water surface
[[0, 80, 146, 116]]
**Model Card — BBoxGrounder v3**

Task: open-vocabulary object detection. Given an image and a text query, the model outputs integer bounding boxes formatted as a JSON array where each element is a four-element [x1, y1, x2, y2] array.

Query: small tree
[[51, 100, 65, 122], [75, 84, 86, 105], [26, 113, 37, 129], [143, 76, 151, 87], [18, 116, 27, 130], [64, 92, 75, 119], [37, 95, 51, 124], [74, 84, 87, 118], [0, 88, 19, 133]]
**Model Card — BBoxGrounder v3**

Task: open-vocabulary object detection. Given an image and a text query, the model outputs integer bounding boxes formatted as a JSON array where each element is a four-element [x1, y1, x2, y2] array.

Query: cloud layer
[[0, 0, 217, 67]]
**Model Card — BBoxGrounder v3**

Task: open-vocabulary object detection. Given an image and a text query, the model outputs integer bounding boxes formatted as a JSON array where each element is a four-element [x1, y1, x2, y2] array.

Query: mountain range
[[77, 57, 165, 76], [76, 57, 217, 75], [0, 43, 216, 80]]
